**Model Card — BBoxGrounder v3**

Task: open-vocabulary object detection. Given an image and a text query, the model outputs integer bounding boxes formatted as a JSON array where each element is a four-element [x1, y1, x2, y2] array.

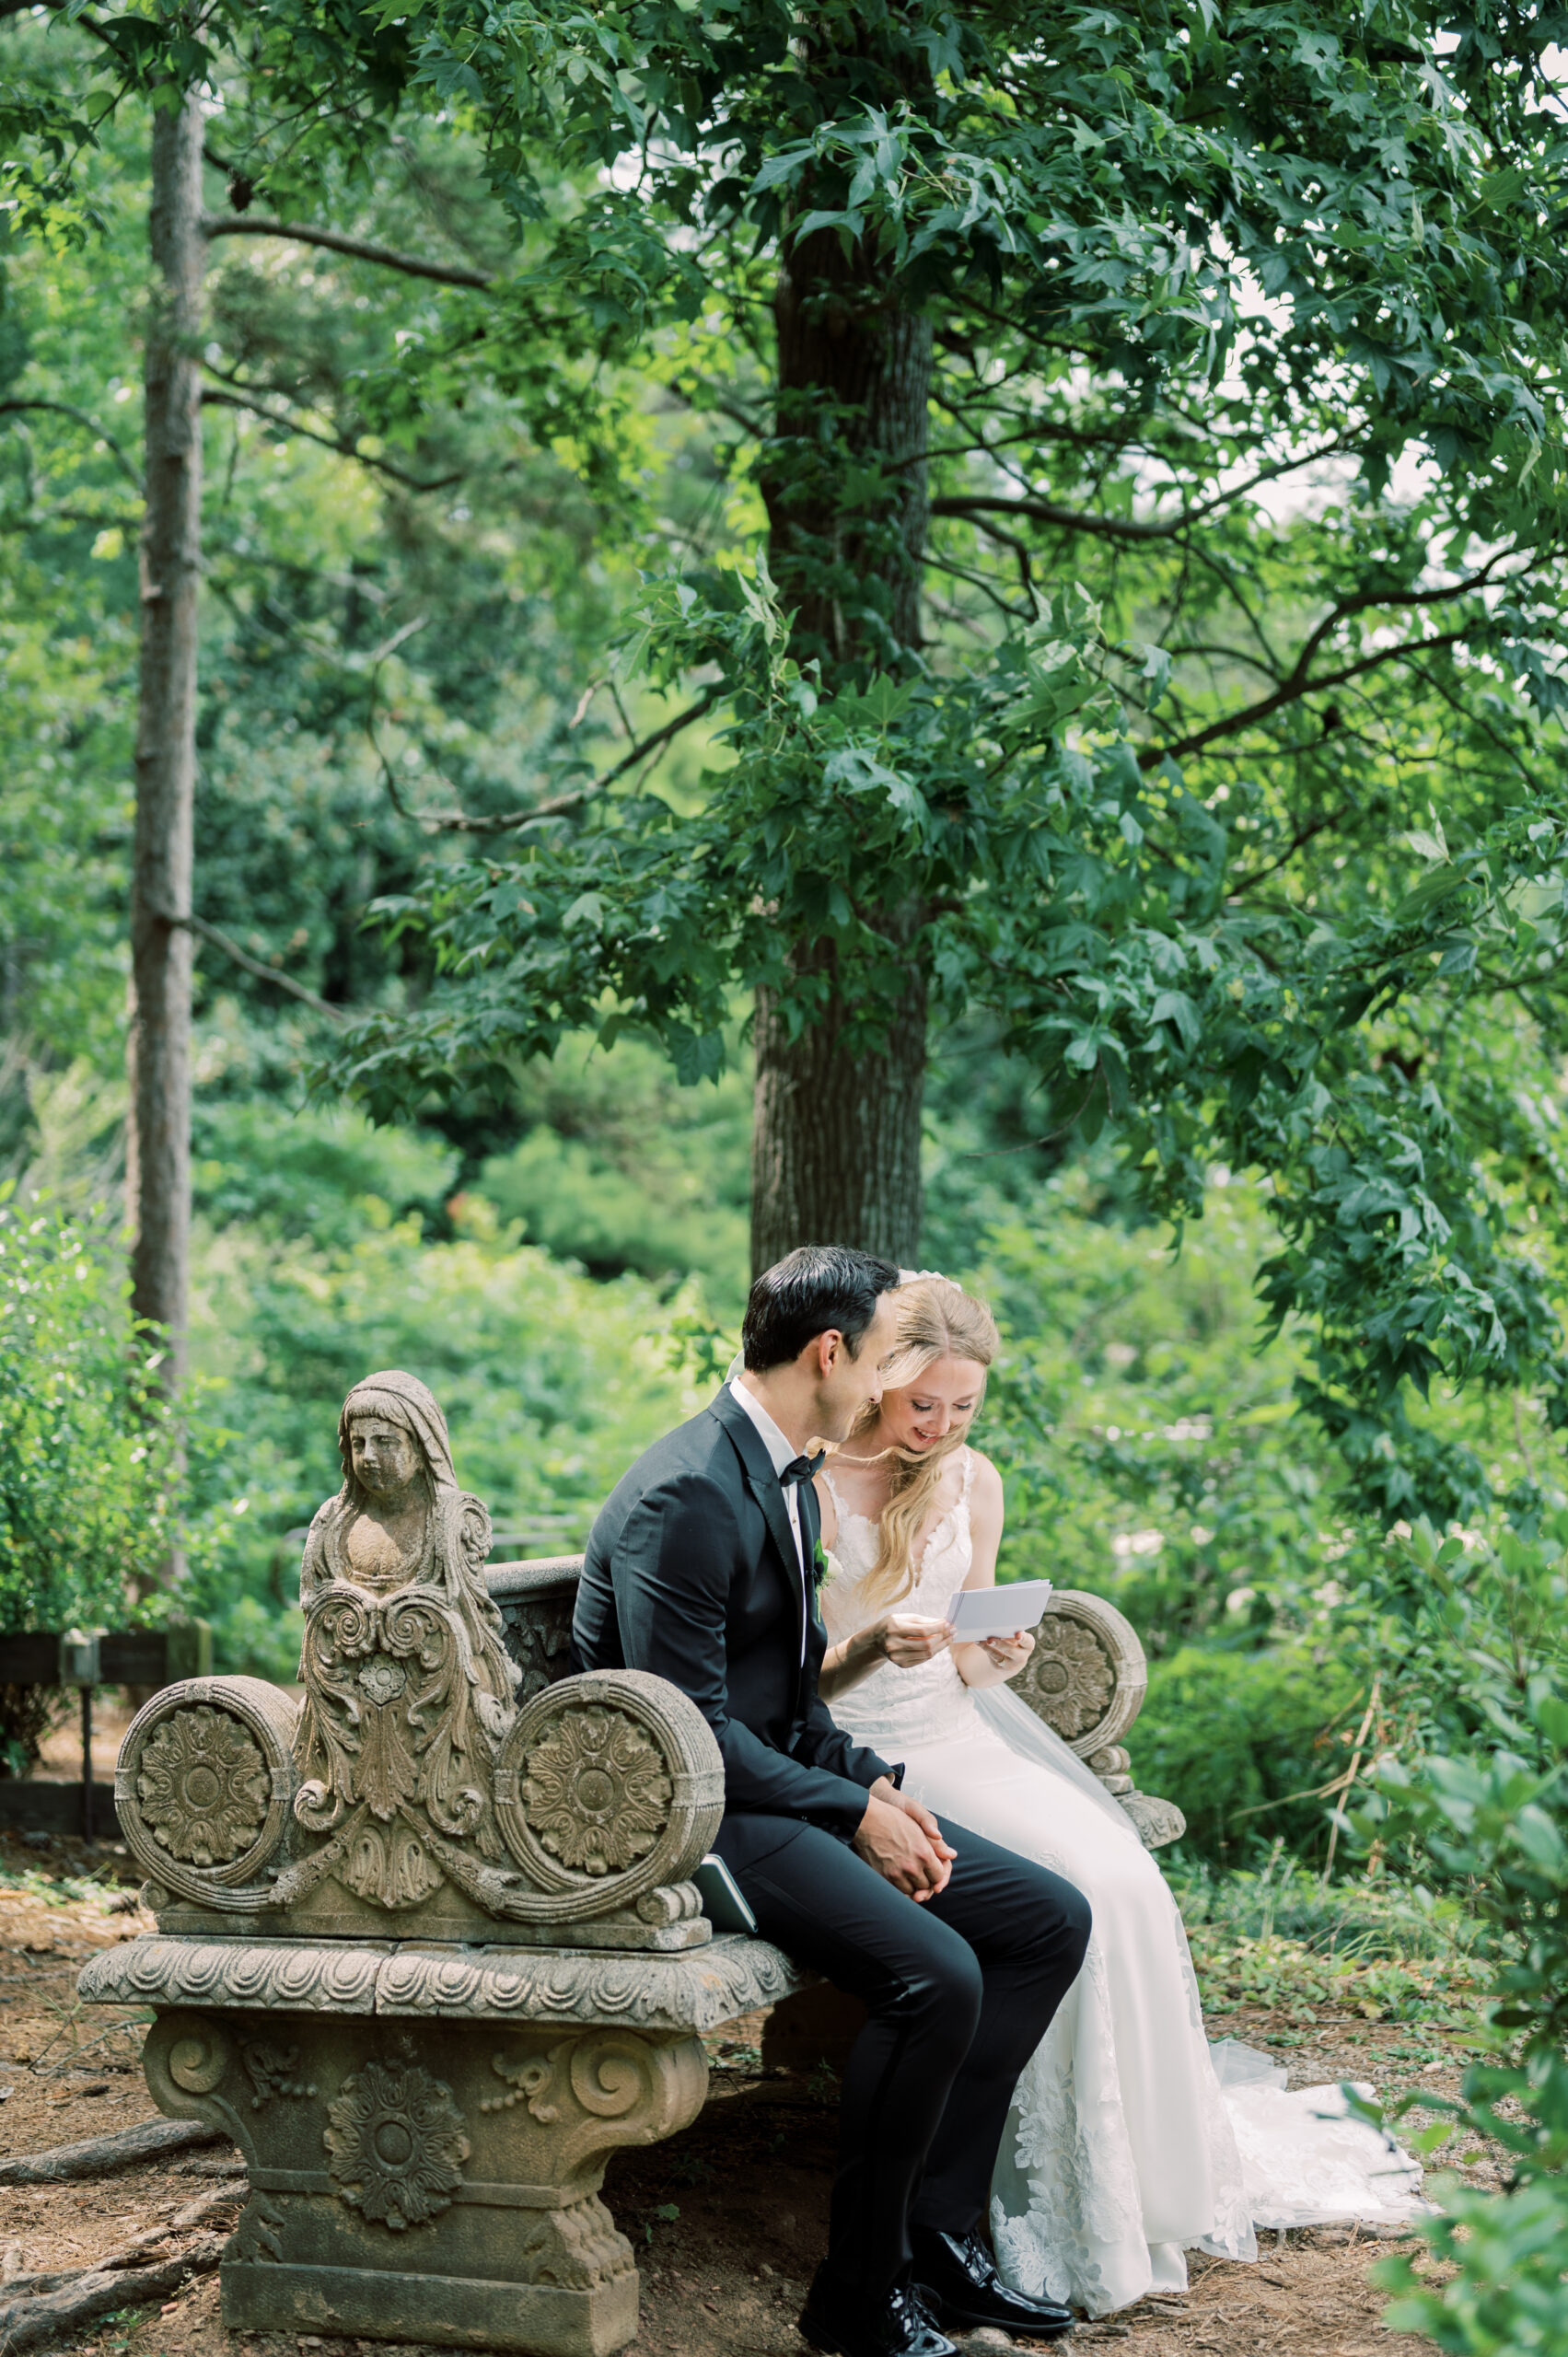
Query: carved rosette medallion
[[325, 2057, 470, 2231], [1022, 1620, 1115, 1741], [520, 1706, 672, 1876], [494, 1670, 723, 1917], [1016, 1589, 1151, 1759], [117, 1678, 297, 1908], [136, 1706, 270, 1867]]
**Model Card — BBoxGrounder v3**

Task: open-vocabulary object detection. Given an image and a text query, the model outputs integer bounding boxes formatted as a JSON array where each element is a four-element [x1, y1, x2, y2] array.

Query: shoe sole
[[912, 2287, 1076, 2340], [797, 2308, 958, 2357]]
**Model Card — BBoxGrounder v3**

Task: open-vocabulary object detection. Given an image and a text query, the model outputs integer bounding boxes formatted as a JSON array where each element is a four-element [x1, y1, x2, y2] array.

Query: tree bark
[[130, 88, 203, 1381], [749, 222, 932, 1276], [750, 953, 926, 1274]]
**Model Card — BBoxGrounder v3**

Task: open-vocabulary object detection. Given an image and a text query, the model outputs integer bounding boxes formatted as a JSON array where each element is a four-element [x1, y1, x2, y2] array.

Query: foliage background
[[0, 10, 1564, 1902]]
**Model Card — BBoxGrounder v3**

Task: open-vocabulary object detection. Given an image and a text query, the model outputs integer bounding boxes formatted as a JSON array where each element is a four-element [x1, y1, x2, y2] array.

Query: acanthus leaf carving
[[241, 2038, 317, 2109]]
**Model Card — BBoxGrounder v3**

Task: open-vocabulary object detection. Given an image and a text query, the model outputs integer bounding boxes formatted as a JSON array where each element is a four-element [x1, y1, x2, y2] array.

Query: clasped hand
[[854, 1774, 956, 1902]]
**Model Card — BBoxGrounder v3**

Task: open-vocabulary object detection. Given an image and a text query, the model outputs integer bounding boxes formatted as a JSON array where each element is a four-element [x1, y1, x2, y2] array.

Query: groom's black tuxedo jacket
[[570, 1386, 893, 1870]]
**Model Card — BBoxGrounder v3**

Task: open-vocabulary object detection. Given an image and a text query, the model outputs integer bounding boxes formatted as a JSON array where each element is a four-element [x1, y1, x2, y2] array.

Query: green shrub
[[1133, 1644, 1362, 1863], [0, 1189, 191, 1633], [0, 1190, 232, 1768], [1353, 1523, 1568, 2355]]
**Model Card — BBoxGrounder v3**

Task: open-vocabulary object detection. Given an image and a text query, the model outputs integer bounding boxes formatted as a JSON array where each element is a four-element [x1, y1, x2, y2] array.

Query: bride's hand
[[877, 1613, 954, 1669], [980, 1628, 1035, 1673]]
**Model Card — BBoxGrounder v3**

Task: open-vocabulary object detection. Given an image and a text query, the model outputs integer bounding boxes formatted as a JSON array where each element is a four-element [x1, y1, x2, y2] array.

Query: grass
[[1167, 1845, 1488, 2029], [0, 1855, 129, 1906]]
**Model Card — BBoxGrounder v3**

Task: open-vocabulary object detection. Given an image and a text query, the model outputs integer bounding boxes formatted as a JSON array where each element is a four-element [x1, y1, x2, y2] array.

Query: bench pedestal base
[[222, 2259, 640, 2357]]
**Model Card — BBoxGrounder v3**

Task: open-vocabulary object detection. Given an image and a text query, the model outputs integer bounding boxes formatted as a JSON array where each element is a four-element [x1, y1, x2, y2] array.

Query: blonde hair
[[838, 1278, 1000, 1614]]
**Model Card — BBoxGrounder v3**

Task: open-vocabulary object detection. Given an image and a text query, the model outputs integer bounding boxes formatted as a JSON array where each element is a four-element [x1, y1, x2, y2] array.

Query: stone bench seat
[[80, 1926, 808, 2035], [82, 1488, 1181, 2354]]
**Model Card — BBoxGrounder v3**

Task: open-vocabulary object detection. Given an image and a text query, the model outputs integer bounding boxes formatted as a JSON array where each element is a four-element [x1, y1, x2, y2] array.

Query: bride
[[814, 1273, 1425, 2320]]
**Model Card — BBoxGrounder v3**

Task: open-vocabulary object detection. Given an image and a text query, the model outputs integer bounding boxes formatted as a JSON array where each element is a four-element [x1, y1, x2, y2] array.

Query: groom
[[573, 1246, 1091, 2357]]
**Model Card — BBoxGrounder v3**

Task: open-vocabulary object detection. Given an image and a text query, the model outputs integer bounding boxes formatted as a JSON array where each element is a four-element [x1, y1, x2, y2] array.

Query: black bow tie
[[780, 1451, 826, 1486]]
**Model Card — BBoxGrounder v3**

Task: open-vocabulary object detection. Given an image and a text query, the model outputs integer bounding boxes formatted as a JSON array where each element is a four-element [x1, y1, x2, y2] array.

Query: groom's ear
[[807, 1329, 844, 1378]]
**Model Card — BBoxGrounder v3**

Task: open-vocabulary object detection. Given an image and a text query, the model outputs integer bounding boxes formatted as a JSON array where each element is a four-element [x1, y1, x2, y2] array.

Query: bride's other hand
[[953, 1626, 1035, 1689]]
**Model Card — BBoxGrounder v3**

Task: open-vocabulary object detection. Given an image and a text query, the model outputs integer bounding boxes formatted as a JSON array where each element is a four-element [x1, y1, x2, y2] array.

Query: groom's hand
[[855, 1777, 956, 1901]]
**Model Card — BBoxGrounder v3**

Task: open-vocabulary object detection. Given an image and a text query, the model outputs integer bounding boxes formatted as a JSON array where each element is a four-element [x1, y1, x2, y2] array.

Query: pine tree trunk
[[130, 89, 203, 1381], [750, 222, 932, 1275]]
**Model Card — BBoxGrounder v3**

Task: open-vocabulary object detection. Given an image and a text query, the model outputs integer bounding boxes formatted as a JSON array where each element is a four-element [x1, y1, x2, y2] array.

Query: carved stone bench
[[80, 1661, 809, 2357], [486, 1554, 1185, 1849], [486, 1557, 1186, 2081], [80, 1420, 1181, 2357]]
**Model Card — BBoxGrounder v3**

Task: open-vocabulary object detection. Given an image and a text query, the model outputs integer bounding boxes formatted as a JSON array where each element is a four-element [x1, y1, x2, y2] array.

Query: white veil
[[972, 1683, 1146, 1843]]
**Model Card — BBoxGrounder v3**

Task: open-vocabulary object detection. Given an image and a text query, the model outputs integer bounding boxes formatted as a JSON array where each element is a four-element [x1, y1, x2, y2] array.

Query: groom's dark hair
[[741, 1245, 901, 1372]]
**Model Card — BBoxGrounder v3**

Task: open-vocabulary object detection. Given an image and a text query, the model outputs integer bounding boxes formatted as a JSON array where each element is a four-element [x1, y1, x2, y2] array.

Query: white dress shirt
[[728, 1376, 810, 1664]]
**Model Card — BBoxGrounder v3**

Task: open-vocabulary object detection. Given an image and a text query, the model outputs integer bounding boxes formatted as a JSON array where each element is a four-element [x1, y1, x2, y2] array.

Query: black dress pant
[[736, 1817, 1091, 2302]]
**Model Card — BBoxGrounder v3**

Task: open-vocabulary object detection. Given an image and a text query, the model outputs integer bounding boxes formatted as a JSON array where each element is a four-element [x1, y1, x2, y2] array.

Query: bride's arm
[[819, 1612, 954, 1700], [950, 1456, 1038, 1691], [813, 1475, 954, 1701]]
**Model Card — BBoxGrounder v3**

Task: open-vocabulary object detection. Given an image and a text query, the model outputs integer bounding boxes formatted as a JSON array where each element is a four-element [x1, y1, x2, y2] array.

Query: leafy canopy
[[311, 6, 1568, 1525]]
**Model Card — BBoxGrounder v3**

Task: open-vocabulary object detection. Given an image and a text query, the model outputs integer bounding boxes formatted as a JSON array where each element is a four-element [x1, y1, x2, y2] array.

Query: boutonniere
[[812, 1538, 833, 1591]]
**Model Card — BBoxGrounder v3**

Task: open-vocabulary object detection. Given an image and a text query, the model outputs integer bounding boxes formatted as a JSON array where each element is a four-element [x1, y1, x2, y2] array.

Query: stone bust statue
[[288, 1371, 522, 1916], [300, 1369, 517, 1738]]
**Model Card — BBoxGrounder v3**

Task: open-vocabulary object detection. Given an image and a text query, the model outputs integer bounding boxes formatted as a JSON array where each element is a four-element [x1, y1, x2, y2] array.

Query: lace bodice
[[819, 1449, 981, 1748]]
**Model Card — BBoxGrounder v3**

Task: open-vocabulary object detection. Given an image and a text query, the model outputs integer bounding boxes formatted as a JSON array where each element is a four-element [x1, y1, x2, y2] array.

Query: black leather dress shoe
[[911, 2225, 1076, 2336], [798, 2270, 958, 2357]]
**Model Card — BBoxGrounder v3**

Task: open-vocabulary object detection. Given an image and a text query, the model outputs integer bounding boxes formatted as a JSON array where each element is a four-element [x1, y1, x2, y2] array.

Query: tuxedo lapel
[[799, 1478, 823, 1630], [710, 1387, 808, 1670]]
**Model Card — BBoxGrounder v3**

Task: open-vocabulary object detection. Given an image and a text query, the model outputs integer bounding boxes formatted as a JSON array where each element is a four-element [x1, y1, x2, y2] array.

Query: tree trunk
[[749, 223, 932, 1276], [750, 956, 925, 1274], [130, 89, 203, 1382]]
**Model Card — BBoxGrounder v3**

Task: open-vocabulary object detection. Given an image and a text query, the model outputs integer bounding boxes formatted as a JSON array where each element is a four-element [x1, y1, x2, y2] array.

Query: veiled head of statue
[[338, 1371, 457, 1504]]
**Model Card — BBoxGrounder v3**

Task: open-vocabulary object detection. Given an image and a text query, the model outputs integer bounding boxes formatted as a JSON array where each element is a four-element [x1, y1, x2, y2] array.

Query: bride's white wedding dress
[[819, 1452, 1426, 2319]]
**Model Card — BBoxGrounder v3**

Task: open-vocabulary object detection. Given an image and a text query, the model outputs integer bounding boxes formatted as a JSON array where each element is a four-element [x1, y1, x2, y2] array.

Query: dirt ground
[[0, 1829, 1473, 2357]]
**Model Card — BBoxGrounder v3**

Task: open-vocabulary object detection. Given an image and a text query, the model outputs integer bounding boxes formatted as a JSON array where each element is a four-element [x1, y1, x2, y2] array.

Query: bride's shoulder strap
[[959, 1445, 978, 1501]]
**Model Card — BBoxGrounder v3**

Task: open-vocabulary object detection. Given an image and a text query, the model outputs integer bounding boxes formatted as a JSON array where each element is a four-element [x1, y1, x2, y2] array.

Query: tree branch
[[932, 492, 1175, 543], [203, 213, 493, 291], [1140, 560, 1527, 769], [1140, 626, 1475, 769], [200, 385, 465, 493], [0, 399, 140, 488], [1225, 803, 1359, 895], [951, 509, 1039, 611], [384, 691, 722, 835], [177, 912, 346, 1023], [932, 443, 1353, 548]]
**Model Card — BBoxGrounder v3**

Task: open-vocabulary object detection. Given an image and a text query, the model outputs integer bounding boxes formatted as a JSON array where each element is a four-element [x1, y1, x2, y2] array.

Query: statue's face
[[350, 1417, 422, 1497]]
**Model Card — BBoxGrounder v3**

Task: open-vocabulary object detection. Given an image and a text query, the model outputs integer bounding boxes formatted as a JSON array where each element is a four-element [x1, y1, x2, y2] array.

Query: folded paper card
[[944, 1579, 1054, 1640]]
